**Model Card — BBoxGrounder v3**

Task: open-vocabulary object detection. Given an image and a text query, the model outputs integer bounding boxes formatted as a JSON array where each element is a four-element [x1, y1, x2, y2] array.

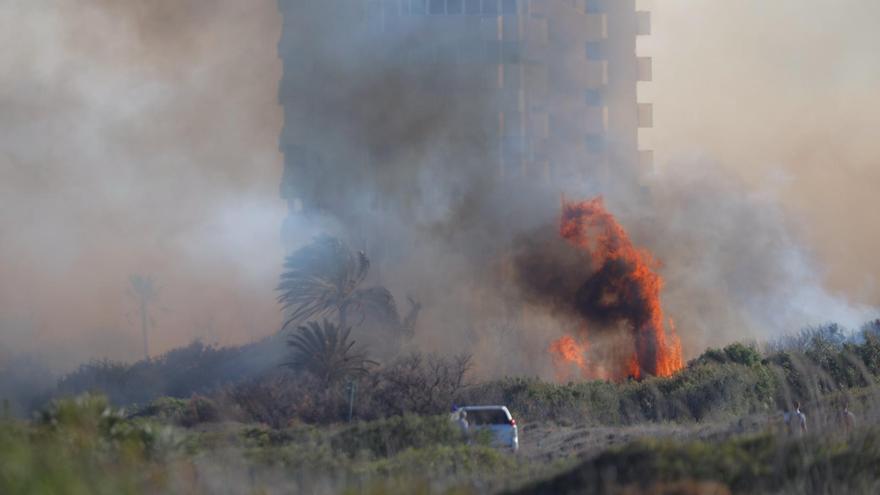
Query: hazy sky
[[1, 0, 877, 367], [643, 0, 880, 304], [0, 0, 286, 367]]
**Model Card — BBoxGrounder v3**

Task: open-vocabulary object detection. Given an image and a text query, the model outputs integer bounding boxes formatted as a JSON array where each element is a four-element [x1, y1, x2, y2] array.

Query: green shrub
[[137, 395, 220, 427], [181, 395, 220, 426], [371, 444, 516, 477], [331, 414, 462, 458], [56, 337, 288, 407], [0, 394, 182, 495], [515, 428, 880, 495], [466, 359, 785, 426], [699, 347, 728, 364], [695, 343, 761, 367], [856, 331, 880, 376], [723, 343, 762, 367], [137, 396, 188, 422]]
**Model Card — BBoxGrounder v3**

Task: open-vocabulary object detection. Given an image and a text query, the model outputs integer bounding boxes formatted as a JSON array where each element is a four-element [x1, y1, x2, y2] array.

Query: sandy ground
[[517, 415, 772, 463]]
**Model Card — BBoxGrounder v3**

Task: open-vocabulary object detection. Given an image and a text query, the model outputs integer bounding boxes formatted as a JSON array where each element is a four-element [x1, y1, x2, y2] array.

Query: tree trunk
[[339, 304, 348, 330], [140, 299, 149, 360]]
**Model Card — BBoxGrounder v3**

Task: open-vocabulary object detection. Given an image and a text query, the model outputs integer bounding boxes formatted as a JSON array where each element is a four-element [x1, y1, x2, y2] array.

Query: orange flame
[[549, 197, 684, 379], [626, 354, 642, 380], [548, 334, 588, 382], [549, 327, 620, 381]]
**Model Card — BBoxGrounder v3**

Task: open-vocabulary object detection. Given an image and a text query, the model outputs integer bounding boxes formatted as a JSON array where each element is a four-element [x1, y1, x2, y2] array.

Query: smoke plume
[[1, 0, 877, 384], [0, 0, 286, 370], [275, 2, 876, 381]]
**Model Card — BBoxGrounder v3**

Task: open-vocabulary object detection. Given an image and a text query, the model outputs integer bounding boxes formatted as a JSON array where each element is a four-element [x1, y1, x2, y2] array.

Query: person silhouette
[[783, 401, 807, 436]]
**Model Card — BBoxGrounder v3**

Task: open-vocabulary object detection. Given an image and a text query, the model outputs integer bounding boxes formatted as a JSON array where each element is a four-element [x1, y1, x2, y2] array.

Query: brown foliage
[[365, 353, 472, 416]]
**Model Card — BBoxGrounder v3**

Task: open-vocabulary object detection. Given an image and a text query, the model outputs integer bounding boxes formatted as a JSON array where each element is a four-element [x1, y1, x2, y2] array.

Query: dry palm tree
[[129, 275, 158, 360], [277, 236, 408, 332], [284, 319, 377, 385]]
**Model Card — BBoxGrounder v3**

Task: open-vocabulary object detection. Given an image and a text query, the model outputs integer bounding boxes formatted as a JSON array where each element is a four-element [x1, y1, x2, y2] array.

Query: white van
[[457, 405, 518, 452]]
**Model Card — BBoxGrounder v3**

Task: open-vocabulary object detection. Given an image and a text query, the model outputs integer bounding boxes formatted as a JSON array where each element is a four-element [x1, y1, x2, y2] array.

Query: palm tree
[[402, 296, 421, 339], [284, 319, 377, 385], [276, 236, 409, 333], [129, 275, 158, 360]]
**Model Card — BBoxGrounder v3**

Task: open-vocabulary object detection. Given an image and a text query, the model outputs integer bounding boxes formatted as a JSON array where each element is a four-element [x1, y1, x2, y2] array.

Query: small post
[[347, 380, 357, 423]]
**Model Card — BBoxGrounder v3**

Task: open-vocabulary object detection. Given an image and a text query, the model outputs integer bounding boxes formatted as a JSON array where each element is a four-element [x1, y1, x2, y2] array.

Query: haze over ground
[[0, 0, 877, 370]]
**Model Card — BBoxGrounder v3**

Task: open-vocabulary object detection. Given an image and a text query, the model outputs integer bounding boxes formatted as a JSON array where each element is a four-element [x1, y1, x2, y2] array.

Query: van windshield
[[465, 409, 509, 425]]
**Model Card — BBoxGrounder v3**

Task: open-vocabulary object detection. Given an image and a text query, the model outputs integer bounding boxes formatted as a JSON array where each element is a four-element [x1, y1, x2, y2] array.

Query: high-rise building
[[277, 0, 652, 221]]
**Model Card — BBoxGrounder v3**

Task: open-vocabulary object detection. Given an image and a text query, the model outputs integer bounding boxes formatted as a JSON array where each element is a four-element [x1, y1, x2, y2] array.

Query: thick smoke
[[276, 1, 576, 376], [0, 0, 286, 371], [642, 0, 880, 306], [1, 0, 877, 385], [632, 161, 875, 353], [277, 1, 876, 379]]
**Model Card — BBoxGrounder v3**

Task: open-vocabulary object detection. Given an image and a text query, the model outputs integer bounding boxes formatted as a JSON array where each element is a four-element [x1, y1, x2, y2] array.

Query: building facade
[[277, 0, 652, 218]]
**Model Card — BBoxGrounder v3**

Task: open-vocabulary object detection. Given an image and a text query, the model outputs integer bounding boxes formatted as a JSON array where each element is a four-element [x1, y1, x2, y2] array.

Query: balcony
[[583, 106, 608, 134], [637, 11, 651, 35], [637, 57, 653, 81], [639, 150, 654, 169], [493, 88, 525, 112], [638, 103, 653, 128], [529, 112, 550, 138], [551, 58, 607, 90], [549, 107, 607, 140], [548, 14, 607, 45]]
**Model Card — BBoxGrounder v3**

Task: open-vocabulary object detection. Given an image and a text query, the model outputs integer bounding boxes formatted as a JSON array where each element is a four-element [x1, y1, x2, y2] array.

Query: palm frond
[[277, 236, 367, 329], [284, 319, 377, 385], [277, 236, 417, 341], [342, 286, 401, 327]]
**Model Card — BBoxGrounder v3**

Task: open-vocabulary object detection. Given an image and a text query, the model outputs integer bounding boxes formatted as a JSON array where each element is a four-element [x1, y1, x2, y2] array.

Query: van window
[[465, 409, 509, 425]]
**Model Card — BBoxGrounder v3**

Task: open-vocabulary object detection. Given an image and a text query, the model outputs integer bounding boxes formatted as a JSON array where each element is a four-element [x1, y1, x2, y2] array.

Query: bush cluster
[[466, 324, 880, 427], [514, 428, 880, 495], [45, 320, 880, 430], [55, 337, 287, 407], [462, 360, 779, 426], [219, 352, 473, 426], [0, 395, 519, 495]]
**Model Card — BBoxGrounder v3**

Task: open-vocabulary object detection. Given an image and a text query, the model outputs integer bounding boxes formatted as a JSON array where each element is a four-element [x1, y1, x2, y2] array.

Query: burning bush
[[515, 197, 683, 382]]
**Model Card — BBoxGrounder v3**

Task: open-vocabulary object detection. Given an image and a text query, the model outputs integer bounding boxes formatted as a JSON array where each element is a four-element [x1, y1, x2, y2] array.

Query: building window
[[586, 133, 605, 152], [585, 41, 603, 60], [503, 64, 522, 89], [501, 41, 521, 64], [363, 0, 380, 14], [384, 0, 399, 16], [429, 0, 445, 14], [447, 0, 463, 14], [465, 0, 481, 14], [501, 0, 517, 14], [483, 0, 499, 14], [585, 0, 602, 13], [585, 89, 602, 106], [411, 0, 427, 14], [483, 40, 501, 61]]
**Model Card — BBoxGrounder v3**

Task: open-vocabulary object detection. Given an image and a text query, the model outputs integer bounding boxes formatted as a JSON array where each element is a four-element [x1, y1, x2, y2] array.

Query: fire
[[548, 327, 618, 382], [626, 353, 641, 380], [548, 333, 588, 381], [548, 197, 683, 380]]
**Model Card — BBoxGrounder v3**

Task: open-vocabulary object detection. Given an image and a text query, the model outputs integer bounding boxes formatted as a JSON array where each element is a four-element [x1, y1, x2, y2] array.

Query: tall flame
[[549, 197, 683, 380]]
